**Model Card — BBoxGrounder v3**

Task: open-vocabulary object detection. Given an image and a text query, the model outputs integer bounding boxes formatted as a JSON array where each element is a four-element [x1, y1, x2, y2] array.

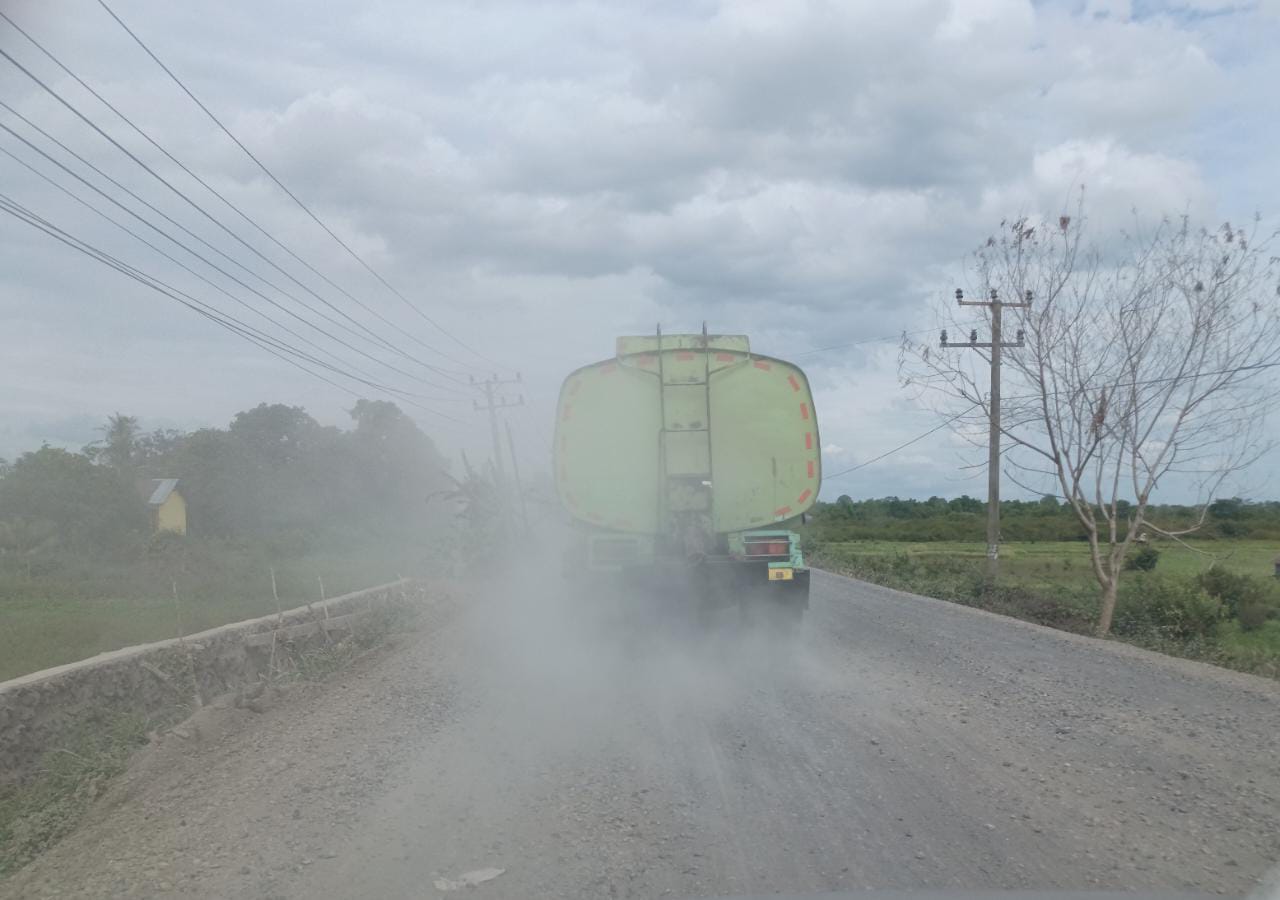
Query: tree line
[[806, 494, 1280, 544], [0, 400, 451, 559]]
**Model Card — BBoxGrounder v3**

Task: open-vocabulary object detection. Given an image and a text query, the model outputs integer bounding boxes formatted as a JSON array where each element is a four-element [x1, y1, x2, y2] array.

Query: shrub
[[1196, 566, 1276, 619], [1238, 601, 1272, 632], [981, 584, 1097, 634], [1124, 544, 1160, 572], [1114, 575, 1222, 642], [145, 530, 187, 557]]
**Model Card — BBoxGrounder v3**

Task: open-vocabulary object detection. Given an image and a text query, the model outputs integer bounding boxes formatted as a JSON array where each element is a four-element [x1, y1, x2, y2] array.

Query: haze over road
[[7, 569, 1279, 899]]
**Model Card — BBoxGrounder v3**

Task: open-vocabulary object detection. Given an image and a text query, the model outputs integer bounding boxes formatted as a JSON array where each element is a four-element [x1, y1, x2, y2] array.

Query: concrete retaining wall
[[0, 580, 415, 783]]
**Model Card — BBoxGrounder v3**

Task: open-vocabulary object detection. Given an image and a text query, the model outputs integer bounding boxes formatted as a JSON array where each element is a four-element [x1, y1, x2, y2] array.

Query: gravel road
[[5, 569, 1279, 899]]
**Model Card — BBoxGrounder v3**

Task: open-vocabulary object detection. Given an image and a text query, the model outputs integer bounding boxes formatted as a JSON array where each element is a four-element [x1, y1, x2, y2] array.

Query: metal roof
[[143, 478, 179, 506]]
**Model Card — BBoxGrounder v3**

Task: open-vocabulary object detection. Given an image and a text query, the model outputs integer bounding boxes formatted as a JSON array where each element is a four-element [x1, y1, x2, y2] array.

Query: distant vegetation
[[0, 400, 450, 554], [0, 401, 495, 679], [805, 494, 1280, 544]]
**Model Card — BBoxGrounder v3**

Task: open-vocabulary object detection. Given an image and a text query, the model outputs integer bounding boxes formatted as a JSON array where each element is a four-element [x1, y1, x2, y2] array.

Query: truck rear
[[554, 328, 820, 627]]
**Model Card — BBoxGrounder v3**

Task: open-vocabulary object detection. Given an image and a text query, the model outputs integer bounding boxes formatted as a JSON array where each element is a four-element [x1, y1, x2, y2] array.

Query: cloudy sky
[[1, 0, 1277, 501]]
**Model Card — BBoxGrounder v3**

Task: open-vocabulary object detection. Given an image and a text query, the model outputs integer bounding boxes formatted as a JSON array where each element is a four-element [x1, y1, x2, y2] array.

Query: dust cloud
[[290, 517, 883, 899], [441, 524, 837, 795]]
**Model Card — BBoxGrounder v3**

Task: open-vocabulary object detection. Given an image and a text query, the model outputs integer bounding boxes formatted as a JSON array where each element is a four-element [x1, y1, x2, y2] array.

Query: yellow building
[[139, 478, 187, 535]]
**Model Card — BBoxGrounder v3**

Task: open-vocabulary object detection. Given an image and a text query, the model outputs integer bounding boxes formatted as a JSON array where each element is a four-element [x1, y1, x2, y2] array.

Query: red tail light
[[745, 539, 790, 557]]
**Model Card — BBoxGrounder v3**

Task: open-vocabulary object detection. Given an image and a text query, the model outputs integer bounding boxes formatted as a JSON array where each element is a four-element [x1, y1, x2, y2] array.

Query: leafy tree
[[1209, 497, 1244, 520], [0, 446, 147, 550], [134, 428, 186, 467], [346, 399, 447, 528], [0, 400, 453, 555], [164, 427, 240, 536], [228, 403, 323, 468], [86, 413, 141, 473], [0, 518, 60, 577], [1124, 544, 1160, 572]]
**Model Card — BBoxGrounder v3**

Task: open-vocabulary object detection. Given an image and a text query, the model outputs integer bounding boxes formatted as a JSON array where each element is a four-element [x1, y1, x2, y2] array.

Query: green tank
[[555, 328, 820, 623]]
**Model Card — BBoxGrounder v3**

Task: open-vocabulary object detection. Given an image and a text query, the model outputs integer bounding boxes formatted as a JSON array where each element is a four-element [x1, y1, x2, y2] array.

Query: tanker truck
[[554, 327, 821, 627]]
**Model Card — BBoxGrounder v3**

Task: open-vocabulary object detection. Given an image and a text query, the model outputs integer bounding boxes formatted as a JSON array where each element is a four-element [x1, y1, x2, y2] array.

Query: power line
[[0, 110, 466, 396], [0, 97, 452, 393], [0, 196, 368, 403], [94, 0, 506, 372], [821, 360, 1280, 483], [822, 407, 978, 481], [0, 144, 463, 407], [0, 45, 472, 389], [0, 192, 442, 412], [0, 112, 460, 398], [0, 8, 475, 382], [0, 192, 468, 426], [792, 325, 959, 360]]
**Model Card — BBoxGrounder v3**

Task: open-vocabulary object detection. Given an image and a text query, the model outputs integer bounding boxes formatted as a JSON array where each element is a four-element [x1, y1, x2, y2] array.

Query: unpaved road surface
[[5, 570, 1279, 899]]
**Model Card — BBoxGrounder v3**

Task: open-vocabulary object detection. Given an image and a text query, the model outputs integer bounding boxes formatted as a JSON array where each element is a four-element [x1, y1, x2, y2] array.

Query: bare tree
[[902, 204, 1280, 635]]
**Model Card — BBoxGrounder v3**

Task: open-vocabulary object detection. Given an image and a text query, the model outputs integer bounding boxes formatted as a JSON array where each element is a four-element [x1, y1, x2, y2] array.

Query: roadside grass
[[0, 539, 439, 682], [815, 539, 1278, 582], [0, 711, 167, 877], [810, 539, 1280, 679], [1213, 620, 1280, 679], [288, 593, 424, 681]]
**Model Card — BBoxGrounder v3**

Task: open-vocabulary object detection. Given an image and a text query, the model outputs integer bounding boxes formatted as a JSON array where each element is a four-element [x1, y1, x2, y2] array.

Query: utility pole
[[471, 373, 523, 485], [505, 419, 531, 535], [941, 287, 1030, 582]]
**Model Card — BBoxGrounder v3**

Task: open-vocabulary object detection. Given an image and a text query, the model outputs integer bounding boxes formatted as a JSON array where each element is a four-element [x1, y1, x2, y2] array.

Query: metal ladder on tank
[[656, 323, 714, 557]]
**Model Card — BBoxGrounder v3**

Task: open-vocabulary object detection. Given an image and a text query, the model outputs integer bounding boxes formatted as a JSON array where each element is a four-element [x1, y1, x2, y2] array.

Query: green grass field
[[0, 542, 436, 682], [816, 538, 1277, 583]]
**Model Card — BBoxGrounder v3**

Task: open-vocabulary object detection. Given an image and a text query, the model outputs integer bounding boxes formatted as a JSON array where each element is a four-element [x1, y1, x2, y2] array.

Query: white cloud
[[1084, 0, 1132, 20], [0, 0, 1275, 499], [977, 138, 1212, 232]]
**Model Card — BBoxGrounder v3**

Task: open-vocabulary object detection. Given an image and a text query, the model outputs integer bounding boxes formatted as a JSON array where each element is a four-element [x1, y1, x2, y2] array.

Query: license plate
[[768, 568, 794, 581]]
